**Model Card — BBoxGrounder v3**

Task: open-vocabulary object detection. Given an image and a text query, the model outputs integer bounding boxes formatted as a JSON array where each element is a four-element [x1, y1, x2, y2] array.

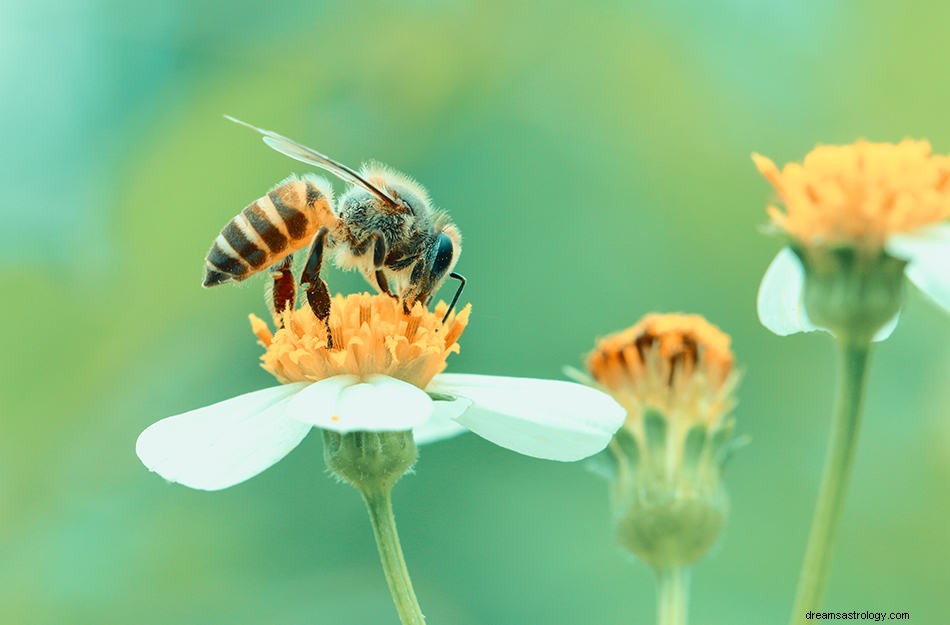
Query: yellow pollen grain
[[753, 140, 950, 246], [249, 292, 470, 390]]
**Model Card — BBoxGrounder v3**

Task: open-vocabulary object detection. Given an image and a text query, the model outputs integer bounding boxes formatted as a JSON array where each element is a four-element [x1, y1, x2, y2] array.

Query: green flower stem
[[656, 566, 689, 625], [790, 338, 872, 625], [361, 486, 426, 625]]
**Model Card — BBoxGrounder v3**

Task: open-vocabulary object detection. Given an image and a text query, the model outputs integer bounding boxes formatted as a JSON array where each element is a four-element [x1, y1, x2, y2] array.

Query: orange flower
[[586, 313, 738, 432], [754, 141, 950, 339], [754, 140, 950, 247], [251, 293, 468, 389]]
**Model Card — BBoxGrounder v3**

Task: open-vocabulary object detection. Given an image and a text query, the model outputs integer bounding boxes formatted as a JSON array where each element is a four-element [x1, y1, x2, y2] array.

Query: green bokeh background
[[3, 1, 949, 623]]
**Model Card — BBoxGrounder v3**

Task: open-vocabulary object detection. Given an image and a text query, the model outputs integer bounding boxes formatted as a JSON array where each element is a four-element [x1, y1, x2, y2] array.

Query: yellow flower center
[[586, 314, 736, 429], [754, 140, 950, 246], [250, 293, 470, 389]]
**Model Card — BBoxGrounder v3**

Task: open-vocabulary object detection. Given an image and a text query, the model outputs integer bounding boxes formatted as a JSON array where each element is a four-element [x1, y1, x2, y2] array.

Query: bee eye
[[430, 231, 455, 280]]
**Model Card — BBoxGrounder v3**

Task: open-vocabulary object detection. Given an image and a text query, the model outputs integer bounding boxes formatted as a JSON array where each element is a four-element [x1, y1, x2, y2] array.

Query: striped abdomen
[[203, 175, 335, 287]]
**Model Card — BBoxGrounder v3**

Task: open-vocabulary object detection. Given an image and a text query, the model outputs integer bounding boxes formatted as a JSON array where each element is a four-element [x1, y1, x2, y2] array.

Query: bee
[[204, 117, 464, 323]]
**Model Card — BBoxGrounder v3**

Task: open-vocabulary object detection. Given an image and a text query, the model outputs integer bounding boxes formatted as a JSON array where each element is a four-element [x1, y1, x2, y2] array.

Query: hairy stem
[[361, 487, 426, 625]]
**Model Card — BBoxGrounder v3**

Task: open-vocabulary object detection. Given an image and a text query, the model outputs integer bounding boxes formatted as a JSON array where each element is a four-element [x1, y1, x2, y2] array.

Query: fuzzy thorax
[[250, 293, 470, 389], [586, 314, 736, 433], [754, 140, 950, 247]]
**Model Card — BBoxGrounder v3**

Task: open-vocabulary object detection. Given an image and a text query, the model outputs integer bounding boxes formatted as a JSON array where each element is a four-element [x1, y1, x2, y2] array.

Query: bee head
[[428, 223, 461, 286]]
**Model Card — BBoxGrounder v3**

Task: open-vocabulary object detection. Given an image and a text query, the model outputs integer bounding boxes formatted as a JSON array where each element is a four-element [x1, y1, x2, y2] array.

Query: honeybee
[[204, 117, 464, 322]]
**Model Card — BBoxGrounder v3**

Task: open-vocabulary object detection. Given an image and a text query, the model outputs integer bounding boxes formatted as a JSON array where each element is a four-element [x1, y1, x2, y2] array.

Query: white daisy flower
[[752, 141, 950, 620], [753, 141, 950, 341], [136, 293, 625, 491]]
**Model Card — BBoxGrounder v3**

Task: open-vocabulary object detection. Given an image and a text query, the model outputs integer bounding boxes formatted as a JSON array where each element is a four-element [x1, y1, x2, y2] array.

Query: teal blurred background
[[2, 1, 949, 623]]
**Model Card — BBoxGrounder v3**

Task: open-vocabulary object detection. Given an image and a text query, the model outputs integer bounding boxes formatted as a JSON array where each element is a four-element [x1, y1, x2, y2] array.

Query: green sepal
[[680, 424, 709, 477], [708, 419, 736, 463], [614, 427, 641, 466], [322, 430, 417, 493], [718, 433, 751, 470], [794, 244, 906, 342], [643, 409, 668, 460], [586, 447, 620, 481], [426, 392, 456, 402]]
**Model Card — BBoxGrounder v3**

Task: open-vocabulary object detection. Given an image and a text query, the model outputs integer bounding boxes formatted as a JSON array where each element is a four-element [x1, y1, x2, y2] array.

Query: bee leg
[[269, 254, 296, 327], [370, 234, 395, 298], [301, 227, 332, 325], [375, 270, 392, 297], [401, 260, 428, 313]]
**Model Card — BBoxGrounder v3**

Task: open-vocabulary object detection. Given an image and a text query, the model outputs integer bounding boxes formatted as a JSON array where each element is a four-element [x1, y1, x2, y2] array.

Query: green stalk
[[362, 487, 426, 625], [656, 566, 690, 625], [789, 338, 871, 625]]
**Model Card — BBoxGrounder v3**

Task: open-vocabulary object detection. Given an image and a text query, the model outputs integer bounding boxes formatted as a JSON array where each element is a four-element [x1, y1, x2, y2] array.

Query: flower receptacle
[[606, 412, 737, 569], [322, 430, 418, 493], [795, 245, 906, 342], [614, 484, 727, 569]]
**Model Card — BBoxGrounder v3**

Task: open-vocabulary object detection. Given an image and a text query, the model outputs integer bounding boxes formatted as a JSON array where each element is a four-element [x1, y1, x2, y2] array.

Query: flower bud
[[585, 314, 745, 569]]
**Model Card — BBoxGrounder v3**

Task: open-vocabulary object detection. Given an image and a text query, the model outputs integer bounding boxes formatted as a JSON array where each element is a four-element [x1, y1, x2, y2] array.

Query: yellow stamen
[[250, 293, 470, 390], [753, 140, 950, 246], [586, 313, 736, 429]]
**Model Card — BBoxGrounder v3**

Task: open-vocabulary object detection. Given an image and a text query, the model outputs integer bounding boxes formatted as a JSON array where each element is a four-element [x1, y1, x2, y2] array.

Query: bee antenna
[[441, 272, 466, 323]]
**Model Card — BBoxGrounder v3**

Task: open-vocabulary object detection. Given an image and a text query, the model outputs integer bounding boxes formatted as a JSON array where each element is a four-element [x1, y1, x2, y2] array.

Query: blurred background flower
[[2, 1, 949, 624]]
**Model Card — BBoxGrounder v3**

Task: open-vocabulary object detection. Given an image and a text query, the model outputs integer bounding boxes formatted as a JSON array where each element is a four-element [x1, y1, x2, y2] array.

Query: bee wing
[[225, 115, 399, 209]]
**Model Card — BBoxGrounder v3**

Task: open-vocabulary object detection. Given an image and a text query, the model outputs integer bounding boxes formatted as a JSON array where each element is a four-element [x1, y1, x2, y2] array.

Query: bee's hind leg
[[301, 227, 332, 326], [269, 254, 297, 327]]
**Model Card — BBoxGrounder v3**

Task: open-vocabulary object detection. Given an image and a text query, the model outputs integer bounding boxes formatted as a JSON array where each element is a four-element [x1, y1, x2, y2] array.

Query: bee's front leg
[[301, 227, 332, 325], [399, 259, 430, 313], [370, 233, 395, 298]]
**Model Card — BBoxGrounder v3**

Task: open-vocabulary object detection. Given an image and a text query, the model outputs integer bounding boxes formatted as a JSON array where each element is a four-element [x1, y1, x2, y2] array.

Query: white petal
[[413, 397, 472, 445], [136, 383, 310, 491], [872, 311, 900, 342], [285, 375, 359, 425], [288, 374, 432, 433], [429, 374, 625, 462], [887, 224, 950, 314], [757, 247, 820, 336]]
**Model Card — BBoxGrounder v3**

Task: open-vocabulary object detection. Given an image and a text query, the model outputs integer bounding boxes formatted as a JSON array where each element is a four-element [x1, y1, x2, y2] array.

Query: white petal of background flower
[[413, 397, 472, 445], [758, 248, 899, 342], [887, 223, 950, 314], [135, 382, 310, 491], [872, 311, 900, 342], [757, 247, 819, 336], [429, 374, 625, 462], [289, 374, 433, 433]]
